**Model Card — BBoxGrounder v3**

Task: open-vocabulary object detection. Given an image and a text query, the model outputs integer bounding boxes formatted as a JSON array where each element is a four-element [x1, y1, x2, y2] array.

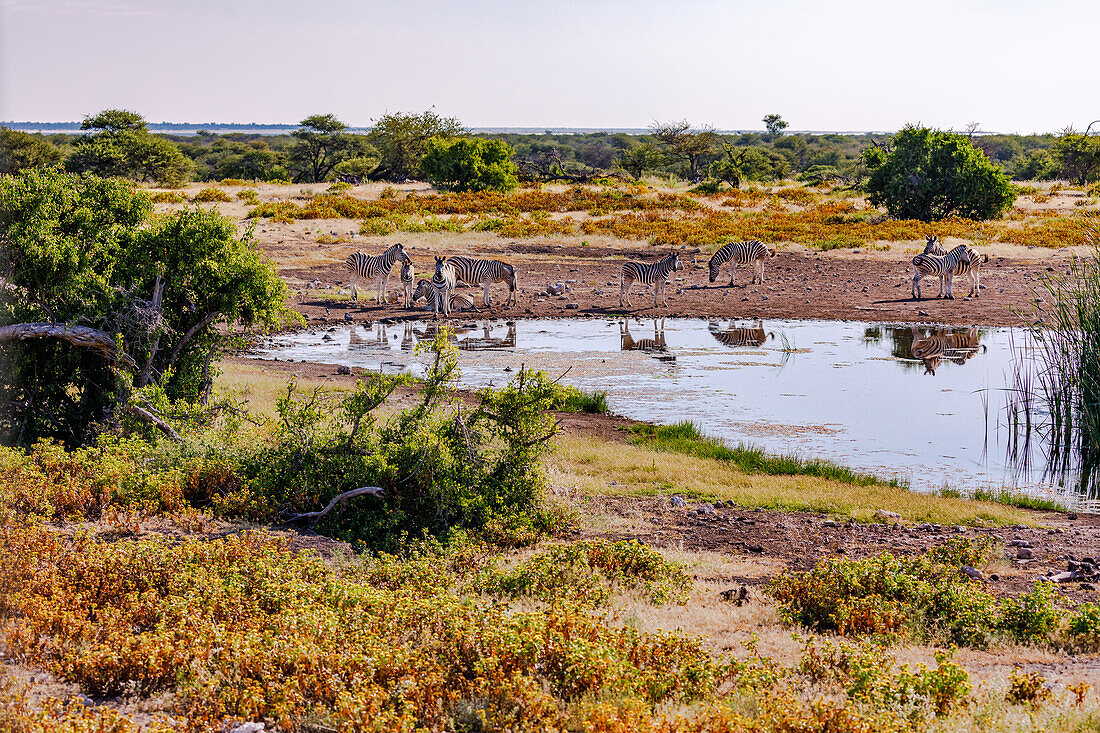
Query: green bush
[[65, 109, 191, 187], [484, 539, 691, 606], [421, 136, 518, 193], [1066, 602, 1100, 651], [998, 582, 1062, 644], [864, 125, 1015, 221]]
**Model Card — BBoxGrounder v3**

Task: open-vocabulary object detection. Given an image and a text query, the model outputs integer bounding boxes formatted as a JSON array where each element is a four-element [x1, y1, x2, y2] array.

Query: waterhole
[[254, 317, 1076, 503]]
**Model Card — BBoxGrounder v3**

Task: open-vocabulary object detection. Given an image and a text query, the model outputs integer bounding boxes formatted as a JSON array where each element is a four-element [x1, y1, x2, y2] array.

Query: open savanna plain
[[4, 178, 1100, 732]]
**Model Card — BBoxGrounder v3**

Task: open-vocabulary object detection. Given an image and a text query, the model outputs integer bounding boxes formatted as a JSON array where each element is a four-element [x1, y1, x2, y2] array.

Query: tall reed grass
[[1007, 223, 1100, 499]]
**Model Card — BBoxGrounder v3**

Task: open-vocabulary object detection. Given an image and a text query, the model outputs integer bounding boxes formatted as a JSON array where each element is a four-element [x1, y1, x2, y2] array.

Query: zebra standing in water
[[429, 256, 457, 317], [911, 244, 975, 299], [620, 251, 681, 308], [345, 243, 411, 303], [708, 240, 776, 286], [445, 256, 518, 306], [400, 260, 415, 308]]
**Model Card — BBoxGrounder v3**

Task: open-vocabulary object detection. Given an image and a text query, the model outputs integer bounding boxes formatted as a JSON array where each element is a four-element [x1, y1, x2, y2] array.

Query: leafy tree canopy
[[66, 108, 191, 187], [1052, 126, 1100, 185], [763, 113, 789, 142], [0, 167, 295, 446], [864, 125, 1014, 222], [650, 120, 717, 180], [420, 137, 518, 192], [288, 113, 373, 183], [368, 109, 466, 182], [0, 127, 63, 175]]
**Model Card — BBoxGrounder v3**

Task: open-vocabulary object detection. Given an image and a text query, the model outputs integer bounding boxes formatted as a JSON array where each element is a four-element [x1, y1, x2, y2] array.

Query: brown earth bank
[[281, 246, 1062, 328], [224, 355, 1099, 604]]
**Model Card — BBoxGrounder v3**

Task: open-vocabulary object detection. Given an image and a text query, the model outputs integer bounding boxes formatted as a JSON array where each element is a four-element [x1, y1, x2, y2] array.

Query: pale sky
[[2, 0, 1098, 133]]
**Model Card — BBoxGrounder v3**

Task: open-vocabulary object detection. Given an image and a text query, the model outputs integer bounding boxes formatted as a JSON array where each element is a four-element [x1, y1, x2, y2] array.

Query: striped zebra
[[708, 319, 773, 348], [922, 235, 945, 256], [619, 251, 681, 308], [708, 240, 776, 286], [411, 279, 475, 314], [345, 243, 411, 303], [445, 256, 518, 306], [400, 260, 415, 308], [428, 256, 458, 317], [911, 244, 974, 299]]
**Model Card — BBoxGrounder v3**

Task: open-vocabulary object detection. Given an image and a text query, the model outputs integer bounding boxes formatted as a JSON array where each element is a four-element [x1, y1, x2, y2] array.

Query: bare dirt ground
[[268, 230, 1068, 329]]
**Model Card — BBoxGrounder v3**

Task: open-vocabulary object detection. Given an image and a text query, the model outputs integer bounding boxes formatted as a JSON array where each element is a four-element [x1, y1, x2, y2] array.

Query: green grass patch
[[550, 385, 609, 414], [629, 421, 905, 489], [968, 488, 1066, 512]]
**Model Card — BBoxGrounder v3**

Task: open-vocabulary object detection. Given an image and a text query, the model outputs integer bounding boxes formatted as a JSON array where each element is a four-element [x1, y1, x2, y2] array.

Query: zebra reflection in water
[[620, 319, 674, 361], [708, 319, 775, 348], [909, 327, 985, 375]]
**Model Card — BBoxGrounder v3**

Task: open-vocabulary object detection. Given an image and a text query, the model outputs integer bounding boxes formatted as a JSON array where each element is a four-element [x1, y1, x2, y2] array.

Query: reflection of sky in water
[[254, 318, 1072, 502]]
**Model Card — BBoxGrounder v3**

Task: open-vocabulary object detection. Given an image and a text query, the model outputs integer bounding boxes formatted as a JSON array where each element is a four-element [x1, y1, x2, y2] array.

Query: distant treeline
[[0, 108, 1088, 187]]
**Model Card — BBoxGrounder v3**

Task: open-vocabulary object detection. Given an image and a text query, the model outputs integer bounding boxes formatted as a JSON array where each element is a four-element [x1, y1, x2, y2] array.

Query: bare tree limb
[[0, 323, 136, 367], [282, 486, 386, 525], [137, 275, 165, 387], [163, 311, 221, 377], [125, 404, 182, 442]]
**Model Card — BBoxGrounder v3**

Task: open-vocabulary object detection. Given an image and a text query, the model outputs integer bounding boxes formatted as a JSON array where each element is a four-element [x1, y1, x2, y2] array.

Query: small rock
[[77, 696, 94, 708], [1067, 512, 1078, 520], [960, 566, 985, 581], [1049, 571, 1077, 583], [230, 724, 266, 733], [822, 519, 839, 527], [990, 573, 1000, 581], [1016, 547, 1034, 560], [698, 503, 716, 515], [1083, 556, 1097, 565], [1081, 583, 1096, 591], [565, 303, 579, 309], [1009, 539, 1032, 548], [336, 365, 351, 375], [669, 495, 687, 508], [874, 509, 901, 522], [747, 544, 764, 553]]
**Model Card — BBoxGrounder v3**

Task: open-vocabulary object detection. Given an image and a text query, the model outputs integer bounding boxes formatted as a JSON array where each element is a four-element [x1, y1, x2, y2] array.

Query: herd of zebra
[[342, 235, 987, 317]]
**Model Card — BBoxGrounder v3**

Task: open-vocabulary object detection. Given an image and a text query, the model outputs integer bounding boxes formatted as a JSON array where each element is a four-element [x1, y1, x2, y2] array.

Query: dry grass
[[548, 434, 1034, 526]]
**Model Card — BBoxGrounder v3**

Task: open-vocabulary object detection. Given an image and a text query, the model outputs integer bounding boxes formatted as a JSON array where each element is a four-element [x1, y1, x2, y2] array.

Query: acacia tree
[[0, 168, 294, 446], [1052, 123, 1100, 185], [367, 109, 465, 181], [863, 125, 1014, 222], [762, 113, 788, 142], [65, 109, 191, 187], [288, 114, 372, 183], [649, 120, 718, 181], [617, 142, 664, 180]]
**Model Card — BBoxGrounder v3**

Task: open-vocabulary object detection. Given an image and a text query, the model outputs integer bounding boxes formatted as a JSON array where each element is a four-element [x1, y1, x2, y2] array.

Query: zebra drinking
[[428, 256, 458, 317], [619, 251, 681, 308], [445, 256, 518, 306], [707, 240, 775, 286], [412, 279, 475, 314], [911, 244, 977, 300], [345, 243, 411, 303]]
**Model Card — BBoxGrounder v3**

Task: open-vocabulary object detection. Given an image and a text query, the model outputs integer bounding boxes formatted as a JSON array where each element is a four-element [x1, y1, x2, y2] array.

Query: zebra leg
[[483, 281, 492, 308], [729, 264, 736, 287], [350, 274, 358, 301], [620, 275, 630, 307], [970, 270, 980, 298], [937, 275, 946, 299], [912, 269, 922, 299], [944, 274, 954, 299], [752, 260, 762, 284]]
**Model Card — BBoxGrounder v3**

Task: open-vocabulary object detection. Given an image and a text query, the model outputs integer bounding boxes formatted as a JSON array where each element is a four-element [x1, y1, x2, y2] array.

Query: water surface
[[254, 317, 1075, 503]]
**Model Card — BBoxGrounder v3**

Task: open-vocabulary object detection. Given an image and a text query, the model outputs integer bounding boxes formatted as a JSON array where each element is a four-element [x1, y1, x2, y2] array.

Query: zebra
[[411, 279, 475, 314], [427, 256, 458, 317], [345, 243, 411, 303], [445, 256, 518, 306], [708, 240, 776, 286], [919, 236, 985, 298], [709, 319, 773, 348], [620, 251, 681, 308], [910, 244, 974, 299], [400, 260, 415, 308]]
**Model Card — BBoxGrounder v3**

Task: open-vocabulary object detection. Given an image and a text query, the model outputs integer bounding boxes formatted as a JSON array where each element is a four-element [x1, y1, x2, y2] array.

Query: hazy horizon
[[3, 0, 1099, 136]]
